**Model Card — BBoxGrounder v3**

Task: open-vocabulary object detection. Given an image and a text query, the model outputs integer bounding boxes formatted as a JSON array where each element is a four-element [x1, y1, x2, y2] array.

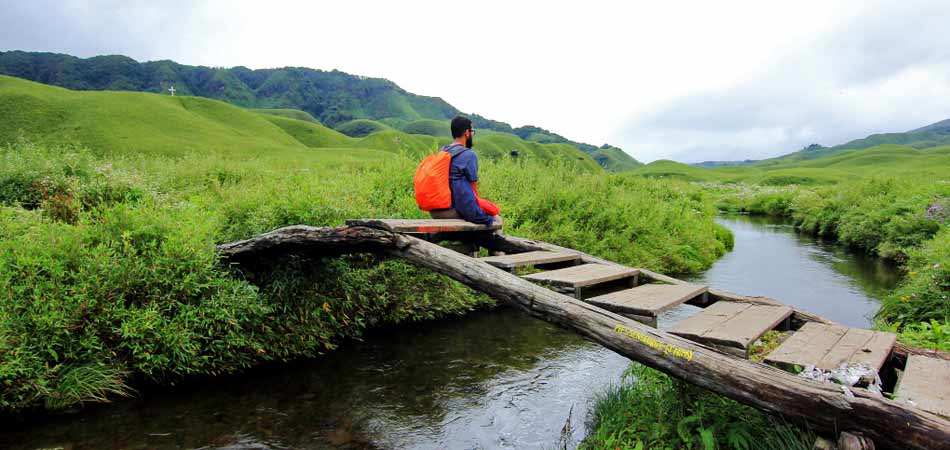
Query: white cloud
[[615, 0, 950, 162]]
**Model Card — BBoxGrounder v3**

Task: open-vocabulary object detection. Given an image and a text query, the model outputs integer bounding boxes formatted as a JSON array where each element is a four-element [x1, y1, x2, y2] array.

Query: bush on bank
[[0, 140, 732, 412], [713, 179, 950, 349]]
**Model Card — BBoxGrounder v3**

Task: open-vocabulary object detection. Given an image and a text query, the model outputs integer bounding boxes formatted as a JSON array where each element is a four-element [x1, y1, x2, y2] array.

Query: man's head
[[451, 115, 474, 148]]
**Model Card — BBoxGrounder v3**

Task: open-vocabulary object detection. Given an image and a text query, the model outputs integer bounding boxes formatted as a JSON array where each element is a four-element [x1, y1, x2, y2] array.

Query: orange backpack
[[414, 146, 468, 211]]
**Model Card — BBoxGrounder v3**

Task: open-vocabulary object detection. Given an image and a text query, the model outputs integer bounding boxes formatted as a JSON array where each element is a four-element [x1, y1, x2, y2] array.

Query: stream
[[2, 215, 901, 450]]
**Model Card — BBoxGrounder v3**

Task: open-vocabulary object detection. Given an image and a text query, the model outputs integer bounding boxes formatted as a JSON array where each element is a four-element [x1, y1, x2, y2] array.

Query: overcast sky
[[2, 0, 949, 163]]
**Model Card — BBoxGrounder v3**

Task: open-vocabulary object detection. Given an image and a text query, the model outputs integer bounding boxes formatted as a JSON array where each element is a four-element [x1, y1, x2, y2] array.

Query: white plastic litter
[[797, 362, 883, 398]]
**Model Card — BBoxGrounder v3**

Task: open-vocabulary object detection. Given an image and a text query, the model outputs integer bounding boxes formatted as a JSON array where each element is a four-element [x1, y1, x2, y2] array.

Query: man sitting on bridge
[[428, 116, 501, 226]]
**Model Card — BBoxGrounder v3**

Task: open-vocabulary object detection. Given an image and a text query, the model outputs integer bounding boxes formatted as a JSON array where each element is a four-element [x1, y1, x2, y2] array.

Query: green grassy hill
[[250, 108, 319, 123], [0, 75, 600, 170], [0, 74, 313, 158], [335, 119, 391, 137], [0, 50, 638, 170], [635, 144, 950, 185], [695, 118, 950, 168], [511, 124, 642, 171], [589, 146, 644, 171], [401, 119, 452, 138], [754, 119, 950, 165], [259, 114, 353, 149]]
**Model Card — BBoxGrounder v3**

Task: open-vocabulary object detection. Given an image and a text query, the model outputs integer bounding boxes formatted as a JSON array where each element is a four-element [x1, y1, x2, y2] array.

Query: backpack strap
[[444, 144, 469, 158]]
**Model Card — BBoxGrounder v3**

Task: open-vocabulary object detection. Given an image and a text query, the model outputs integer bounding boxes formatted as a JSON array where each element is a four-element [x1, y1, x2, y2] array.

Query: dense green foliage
[[716, 179, 947, 261], [601, 139, 950, 447], [0, 51, 639, 170], [0, 140, 496, 412], [580, 364, 814, 450], [714, 179, 950, 350], [877, 227, 950, 336], [0, 133, 728, 412], [0, 75, 652, 412]]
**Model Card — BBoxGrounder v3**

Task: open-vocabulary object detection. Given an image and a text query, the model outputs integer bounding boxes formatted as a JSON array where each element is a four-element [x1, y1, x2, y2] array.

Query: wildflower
[[257, 348, 265, 354], [910, 271, 918, 276], [935, 264, 942, 269], [900, 296, 910, 302]]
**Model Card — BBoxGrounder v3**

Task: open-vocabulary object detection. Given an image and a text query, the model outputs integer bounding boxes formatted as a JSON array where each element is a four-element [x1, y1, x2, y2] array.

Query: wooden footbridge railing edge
[[217, 224, 950, 450]]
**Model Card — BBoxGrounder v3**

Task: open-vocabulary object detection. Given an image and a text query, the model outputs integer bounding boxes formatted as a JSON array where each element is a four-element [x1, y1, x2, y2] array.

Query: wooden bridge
[[218, 219, 950, 450]]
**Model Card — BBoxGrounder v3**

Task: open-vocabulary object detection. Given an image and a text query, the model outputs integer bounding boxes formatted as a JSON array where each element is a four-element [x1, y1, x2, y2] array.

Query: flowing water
[[2, 215, 901, 450]]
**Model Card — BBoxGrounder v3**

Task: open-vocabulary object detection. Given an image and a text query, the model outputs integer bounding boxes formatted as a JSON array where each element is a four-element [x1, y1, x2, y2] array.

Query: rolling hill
[[0, 75, 601, 171], [697, 118, 950, 168], [0, 50, 639, 170], [635, 144, 950, 185]]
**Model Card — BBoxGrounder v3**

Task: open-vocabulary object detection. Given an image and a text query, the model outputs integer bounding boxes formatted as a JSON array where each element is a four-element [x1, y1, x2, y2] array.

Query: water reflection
[[690, 215, 899, 328], [3, 309, 629, 450]]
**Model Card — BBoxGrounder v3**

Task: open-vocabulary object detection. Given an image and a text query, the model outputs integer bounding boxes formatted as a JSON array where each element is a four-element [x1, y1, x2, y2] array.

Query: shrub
[[0, 140, 733, 412], [876, 227, 950, 325]]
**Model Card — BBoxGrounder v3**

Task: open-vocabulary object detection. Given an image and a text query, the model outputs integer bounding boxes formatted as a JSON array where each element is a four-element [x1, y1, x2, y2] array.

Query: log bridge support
[[218, 224, 950, 450]]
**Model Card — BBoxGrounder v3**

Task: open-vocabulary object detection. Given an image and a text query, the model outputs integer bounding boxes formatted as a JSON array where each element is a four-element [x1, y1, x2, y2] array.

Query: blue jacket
[[442, 143, 494, 225]]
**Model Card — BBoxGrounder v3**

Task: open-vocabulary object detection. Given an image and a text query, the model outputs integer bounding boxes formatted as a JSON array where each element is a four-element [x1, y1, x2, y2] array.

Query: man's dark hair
[[451, 116, 473, 138]]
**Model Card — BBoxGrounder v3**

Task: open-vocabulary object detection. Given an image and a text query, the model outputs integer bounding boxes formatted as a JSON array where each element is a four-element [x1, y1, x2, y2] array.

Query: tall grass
[[0, 139, 731, 412], [580, 364, 815, 450], [713, 178, 950, 349]]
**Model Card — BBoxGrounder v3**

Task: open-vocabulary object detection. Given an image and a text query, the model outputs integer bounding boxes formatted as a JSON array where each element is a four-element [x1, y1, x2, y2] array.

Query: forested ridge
[[0, 50, 641, 170]]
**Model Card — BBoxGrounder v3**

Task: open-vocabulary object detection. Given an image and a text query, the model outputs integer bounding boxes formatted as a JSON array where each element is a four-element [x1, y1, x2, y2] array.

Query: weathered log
[[217, 225, 400, 263], [217, 226, 950, 450]]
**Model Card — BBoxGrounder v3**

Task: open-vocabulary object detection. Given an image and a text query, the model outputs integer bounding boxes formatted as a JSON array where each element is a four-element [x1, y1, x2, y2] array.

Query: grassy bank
[[0, 139, 730, 413], [580, 365, 815, 450], [583, 175, 949, 449], [714, 178, 950, 350]]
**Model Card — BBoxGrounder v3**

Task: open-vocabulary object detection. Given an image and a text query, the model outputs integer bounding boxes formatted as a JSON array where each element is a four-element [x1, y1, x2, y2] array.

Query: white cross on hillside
[[168, 86, 176, 96]]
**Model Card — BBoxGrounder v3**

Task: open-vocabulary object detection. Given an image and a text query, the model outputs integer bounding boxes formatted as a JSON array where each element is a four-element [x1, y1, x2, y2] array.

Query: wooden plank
[[897, 355, 950, 418], [669, 301, 750, 340], [671, 302, 792, 351], [345, 218, 501, 233], [586, 283, 708, 316], [849, 331, 897, 373], [760, 323, 822, 365], [477, 251, 580, 270], [765, 322, 848, 369], [764, 323, 895, 375], [816, 328, 876, 370], [523, 263, 638, 288], [702, 304, 793, 350]]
